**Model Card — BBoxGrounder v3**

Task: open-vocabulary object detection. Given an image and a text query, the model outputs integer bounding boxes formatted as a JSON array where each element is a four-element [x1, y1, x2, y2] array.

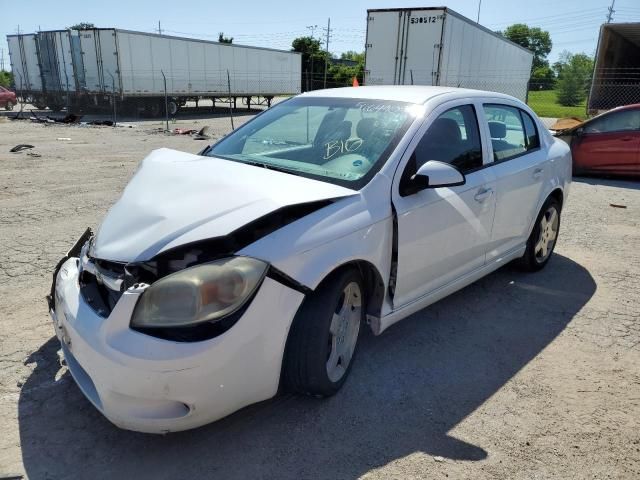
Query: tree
[[218, 32, 233, 44], [68, 22, 95, 30], [0, 70, 13, 88], [530, 66, 555, 90], [328, 51, 365, 87], [292, 36, 329, 91], [555, 51, 594, 106], [498, 24, 552, 70]]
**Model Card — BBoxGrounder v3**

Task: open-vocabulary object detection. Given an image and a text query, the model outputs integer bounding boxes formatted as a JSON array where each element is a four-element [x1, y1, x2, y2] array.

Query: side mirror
[[575, 127, 584, 137], [417, 160, 465, 187], [401, 160, 465, 196]]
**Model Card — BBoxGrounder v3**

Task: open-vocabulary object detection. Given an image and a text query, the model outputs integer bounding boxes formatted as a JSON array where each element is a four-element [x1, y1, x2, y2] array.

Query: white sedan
[[49, 86, 571, 433]]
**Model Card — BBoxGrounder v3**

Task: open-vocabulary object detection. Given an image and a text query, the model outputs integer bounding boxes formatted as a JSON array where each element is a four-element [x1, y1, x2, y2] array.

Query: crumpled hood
[[93, 148, 356, 262]]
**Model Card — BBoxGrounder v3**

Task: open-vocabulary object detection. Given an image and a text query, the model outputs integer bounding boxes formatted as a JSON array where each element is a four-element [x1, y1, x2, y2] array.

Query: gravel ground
[[0, 112, 639, 479]]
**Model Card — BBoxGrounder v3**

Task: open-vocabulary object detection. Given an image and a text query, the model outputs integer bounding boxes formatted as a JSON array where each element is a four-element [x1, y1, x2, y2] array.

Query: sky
[[2, 0, 640, 71]]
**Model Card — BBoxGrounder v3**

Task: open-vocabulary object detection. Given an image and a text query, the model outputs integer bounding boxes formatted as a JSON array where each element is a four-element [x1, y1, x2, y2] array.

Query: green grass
[[527, 90, 587, 119]]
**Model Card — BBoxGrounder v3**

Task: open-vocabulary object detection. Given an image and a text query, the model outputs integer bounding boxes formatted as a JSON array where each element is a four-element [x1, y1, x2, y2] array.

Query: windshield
[[207, 97, 417, 188]]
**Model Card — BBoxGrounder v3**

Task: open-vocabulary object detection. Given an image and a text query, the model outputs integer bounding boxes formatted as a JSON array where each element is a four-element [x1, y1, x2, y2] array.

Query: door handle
[[474, 187, 493, 203], [621, 137, 633, 141], [533, 168, 544, 179]]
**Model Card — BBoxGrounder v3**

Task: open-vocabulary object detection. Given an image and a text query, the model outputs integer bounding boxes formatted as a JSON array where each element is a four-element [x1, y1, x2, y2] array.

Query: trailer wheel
[[144, 101, 162, 118], [167, 100, 179, 116]]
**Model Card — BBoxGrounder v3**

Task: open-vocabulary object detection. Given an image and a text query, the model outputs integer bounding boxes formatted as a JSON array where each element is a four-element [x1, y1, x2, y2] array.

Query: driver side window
[[414, 105, 483, 173], [402, 105, 483, 188]]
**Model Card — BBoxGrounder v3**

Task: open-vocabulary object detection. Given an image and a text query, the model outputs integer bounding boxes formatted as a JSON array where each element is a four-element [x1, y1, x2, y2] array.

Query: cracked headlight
[[131, 256, 268, 328]]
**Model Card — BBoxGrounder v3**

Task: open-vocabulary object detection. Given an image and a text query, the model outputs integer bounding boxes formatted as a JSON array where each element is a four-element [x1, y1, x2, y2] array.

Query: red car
[[558, 104, 640, 177], [0, 86, 17, 110]]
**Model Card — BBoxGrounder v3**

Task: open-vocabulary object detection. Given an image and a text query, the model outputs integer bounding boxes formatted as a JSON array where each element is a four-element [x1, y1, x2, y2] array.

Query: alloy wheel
[[326, 281, 362, 383]]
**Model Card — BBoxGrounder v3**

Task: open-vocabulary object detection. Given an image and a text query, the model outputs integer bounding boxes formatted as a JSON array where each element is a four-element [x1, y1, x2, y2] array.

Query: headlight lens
[[131, 256, 268, 328]]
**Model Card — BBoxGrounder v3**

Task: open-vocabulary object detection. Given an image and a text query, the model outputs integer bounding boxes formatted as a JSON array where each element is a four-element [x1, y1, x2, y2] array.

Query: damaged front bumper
[[48, 231, 305, 433]]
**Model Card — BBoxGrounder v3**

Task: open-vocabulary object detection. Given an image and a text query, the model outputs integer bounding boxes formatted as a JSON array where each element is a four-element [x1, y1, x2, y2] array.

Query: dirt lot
[[0, 111, 639, 479]]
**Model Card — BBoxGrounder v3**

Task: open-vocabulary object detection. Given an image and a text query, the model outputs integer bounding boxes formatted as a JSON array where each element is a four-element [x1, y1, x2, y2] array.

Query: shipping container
[[7, 28, 301, 114], [364, 7, 534, 102], [588, 23, 640, 113]]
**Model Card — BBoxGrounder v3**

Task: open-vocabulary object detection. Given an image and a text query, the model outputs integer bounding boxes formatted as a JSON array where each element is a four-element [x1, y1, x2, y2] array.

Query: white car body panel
[[93, 148, 356, 262], [50, 86, 571, 433], [52, 258, 304, 433]]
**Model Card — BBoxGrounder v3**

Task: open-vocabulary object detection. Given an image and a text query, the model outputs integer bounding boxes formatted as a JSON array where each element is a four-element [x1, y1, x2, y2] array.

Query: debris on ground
[[87, 120, 114, 126], [609, 203, 627, 209], [194, 125, 213, 140], [549, 117, 584, 132], [434, 456, 445, 462], [173, 128, 197, 135], [9, 144, 35, 153], [56, 137, 71, 141], [27, 152, 42, 158]]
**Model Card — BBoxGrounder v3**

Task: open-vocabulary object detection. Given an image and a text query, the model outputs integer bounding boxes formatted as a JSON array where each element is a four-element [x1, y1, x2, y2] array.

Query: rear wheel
[[518, 197, 561, 271], [283, 268, 364, 396], [5, 101, 14, 111]]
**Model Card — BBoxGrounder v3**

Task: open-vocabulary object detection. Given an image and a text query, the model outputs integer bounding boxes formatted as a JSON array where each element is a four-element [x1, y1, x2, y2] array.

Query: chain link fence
[[588, 68, 640, 112]]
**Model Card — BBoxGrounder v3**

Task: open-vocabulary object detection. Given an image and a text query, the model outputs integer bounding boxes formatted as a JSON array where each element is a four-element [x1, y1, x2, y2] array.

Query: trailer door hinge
[[434, 43, 443, 48]]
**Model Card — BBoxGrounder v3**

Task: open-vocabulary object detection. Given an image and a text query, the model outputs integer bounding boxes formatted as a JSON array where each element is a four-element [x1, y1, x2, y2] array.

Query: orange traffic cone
[[352, 77, 359, 87]]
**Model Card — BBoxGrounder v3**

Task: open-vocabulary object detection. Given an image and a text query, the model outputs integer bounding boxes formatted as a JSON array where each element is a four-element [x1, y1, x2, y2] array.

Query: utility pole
[[306, 25, 318, 91], [606, 0, 616, 23], [157, 21, 162, 35], [476, 0, 482, 23], [323, 18, 331, 89], [1, 49, 4, 71]]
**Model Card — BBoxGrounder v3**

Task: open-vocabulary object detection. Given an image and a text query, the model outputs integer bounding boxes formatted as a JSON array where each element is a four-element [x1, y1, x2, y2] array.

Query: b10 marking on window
[[410, 16, 439, 24]]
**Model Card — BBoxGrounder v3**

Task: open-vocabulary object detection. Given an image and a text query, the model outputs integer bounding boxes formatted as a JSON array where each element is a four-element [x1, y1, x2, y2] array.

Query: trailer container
[[364, 7, 534, 102], [6, 34, 45, 105], [588, 23, 640, 113], [7, 28, 302, 114]]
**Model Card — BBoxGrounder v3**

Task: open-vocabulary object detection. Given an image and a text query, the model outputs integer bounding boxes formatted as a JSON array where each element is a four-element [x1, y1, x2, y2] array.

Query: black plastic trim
[[267, 266, 312, 295], [47, 227, 93, 311]]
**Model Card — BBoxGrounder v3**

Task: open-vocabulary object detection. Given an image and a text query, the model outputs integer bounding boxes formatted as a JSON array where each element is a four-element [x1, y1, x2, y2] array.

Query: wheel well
[[549, 188, 564, 210], [320, 261, 385, 321]]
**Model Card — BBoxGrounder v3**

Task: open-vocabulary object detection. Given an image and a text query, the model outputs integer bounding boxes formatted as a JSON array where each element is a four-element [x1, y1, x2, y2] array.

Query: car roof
[[609, 103, 640, 112], [299, 85, 518, 104]]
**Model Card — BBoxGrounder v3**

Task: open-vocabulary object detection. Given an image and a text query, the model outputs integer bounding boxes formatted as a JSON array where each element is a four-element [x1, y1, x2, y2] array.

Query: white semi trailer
[[6, 34, 45, 104], [7, 29, 302, 114], [364, 7, 534, 102]]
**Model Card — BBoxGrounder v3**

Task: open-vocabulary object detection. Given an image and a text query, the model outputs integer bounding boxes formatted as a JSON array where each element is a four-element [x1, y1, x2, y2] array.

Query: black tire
[[518, 196, 561, 271], [5, 101, 14, 111], [283, 268, 365, 397], [167, 100, 179, 116]]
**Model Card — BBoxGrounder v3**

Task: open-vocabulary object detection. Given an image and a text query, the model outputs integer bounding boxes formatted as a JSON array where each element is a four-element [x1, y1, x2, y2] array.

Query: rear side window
[[412, 104, 483, 173], [520, 110, 540, 150]]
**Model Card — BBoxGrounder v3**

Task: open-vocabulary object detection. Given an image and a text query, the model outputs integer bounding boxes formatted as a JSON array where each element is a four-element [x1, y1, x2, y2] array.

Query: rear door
[[481, 103, 547, 259], [573, 108, 640, 174]]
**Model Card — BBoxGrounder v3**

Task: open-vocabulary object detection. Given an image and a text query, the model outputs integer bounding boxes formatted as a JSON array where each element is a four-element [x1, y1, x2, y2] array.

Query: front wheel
[[5, 101, 14, 111], [518, 197, 561, 271], [283, 268, 364, 396]]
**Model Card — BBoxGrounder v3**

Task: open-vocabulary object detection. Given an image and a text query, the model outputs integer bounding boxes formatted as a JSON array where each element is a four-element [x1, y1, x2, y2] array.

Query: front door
[[392, 102, 497, 308]]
